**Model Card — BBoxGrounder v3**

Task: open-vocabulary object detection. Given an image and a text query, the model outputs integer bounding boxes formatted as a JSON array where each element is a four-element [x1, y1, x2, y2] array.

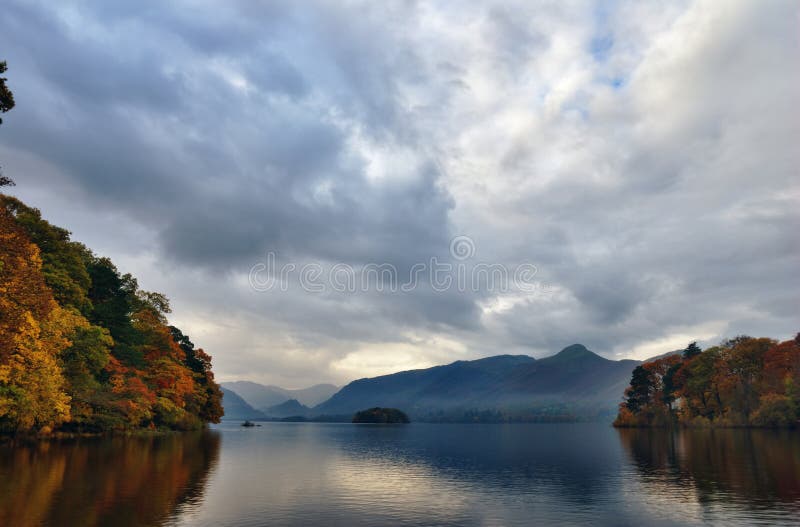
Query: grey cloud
[[0, 0, 797, 386]]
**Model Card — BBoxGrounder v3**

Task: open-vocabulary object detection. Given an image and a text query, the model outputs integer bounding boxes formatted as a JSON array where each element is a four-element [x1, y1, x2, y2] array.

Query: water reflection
[[618, 428, 800, 505], [2, 424, 799, 526], [179, 423, 655, 526], [0, 432, 219, 527]]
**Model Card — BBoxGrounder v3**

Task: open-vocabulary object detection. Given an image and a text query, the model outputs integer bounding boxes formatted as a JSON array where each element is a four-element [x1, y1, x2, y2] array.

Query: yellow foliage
[[0, 311, 72, 431]]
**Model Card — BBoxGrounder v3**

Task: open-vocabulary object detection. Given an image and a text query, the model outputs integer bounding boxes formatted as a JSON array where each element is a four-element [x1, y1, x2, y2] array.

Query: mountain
[[263, 399, 311, 418], [313, 345, 639, 421], [220, 387, 266, 420], [221, 381, 339, 408], [220, 382, 291, 409], [288, 383, 340, 407]]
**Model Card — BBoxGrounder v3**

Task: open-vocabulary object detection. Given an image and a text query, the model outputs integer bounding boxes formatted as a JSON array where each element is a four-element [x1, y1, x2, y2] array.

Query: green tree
[[625, 365, 655, 413], [0, 61, 13, 123], [683, 341, 702, 360], [680, 346, 722, 419], [1, 196, 94, 314], [87, 257, 145, 367], [662, 363, 681, 409], [0, 60, 16, 188]]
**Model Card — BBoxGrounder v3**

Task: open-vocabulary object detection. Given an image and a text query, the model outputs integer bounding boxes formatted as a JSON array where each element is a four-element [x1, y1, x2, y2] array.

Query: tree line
[[0, 59, 222, 434], [614, 335, 800, 428], [0, 194, 223, 433]]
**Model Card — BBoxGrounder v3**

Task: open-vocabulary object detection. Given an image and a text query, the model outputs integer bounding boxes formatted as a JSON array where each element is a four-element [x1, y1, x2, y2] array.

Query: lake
[[1, 422, 799, 526]]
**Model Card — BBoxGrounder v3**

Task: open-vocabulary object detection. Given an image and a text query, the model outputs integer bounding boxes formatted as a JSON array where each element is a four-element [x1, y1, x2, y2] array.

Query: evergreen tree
[[625, 366, 654, 413], [0, 60, 15, 188], [683, 341, 702, 360]]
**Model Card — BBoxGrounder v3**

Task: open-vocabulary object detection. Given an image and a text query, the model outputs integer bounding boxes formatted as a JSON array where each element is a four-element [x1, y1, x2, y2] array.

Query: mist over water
[[2, 423, 798, 526]]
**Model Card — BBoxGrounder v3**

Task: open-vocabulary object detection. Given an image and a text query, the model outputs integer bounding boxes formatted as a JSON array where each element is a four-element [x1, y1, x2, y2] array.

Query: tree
[[0, 311, 72, 432], [87, 257, 144, 366], [679, 346, 723, 420], [0, 61, 13, 124], [1, 196, 94, 313], [683, 341, 702, 360], [617, 334, 800, 428], [0, 60, 16, 187], [170, 326, 223, 423], [751, 393, 797, 427], [0, 210, 74, 431], [1, 194, 224, 433], [0, 209, 55, 361], [716, 337, 775, 420], [625, 366, 655, 413], [662, 363, 682, 409]]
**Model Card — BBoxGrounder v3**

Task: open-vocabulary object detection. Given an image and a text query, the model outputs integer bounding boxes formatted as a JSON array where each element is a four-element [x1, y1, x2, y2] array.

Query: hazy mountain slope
[[506, 344, 639, 402], [315, 355, 536, 416], [221, 382, 289, 408], [263, 399, 311, 418], [221, 381, 339, 408], [220, 387, 265, 420], [314, 345, 639, 420], [287, 384, 340, 406]]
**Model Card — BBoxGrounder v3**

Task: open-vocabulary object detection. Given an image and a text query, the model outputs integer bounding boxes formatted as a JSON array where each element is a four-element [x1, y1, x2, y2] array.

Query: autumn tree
[[0, 210, 72, 432], [616, 336, 800, 428], [170, 326, 223, 424], [0, 194, 225, 433], [715, 336, 774, 422], [1, 196, 93, 313]]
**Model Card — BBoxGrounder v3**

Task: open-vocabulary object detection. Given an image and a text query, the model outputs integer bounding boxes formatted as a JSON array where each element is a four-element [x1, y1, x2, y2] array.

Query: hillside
[[313, 345, 639, 421], [220, 387, 265, 420], [263, 399, 311, 418], [0, 195, 223, 433]]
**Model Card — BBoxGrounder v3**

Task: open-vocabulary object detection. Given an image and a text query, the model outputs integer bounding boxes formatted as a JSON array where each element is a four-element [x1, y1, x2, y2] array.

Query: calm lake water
[[1, 422, 799, 526]]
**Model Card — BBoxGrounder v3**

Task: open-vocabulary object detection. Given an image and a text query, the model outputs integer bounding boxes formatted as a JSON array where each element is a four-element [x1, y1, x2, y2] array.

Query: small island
[[352, 408, 410, 424]]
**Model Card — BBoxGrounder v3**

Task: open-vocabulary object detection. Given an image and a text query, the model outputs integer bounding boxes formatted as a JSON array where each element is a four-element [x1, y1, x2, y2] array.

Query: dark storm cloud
[[0, 0, 454, 268]]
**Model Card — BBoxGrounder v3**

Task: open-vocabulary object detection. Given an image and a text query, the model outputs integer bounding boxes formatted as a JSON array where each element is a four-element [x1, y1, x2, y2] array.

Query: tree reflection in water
[[618, 428, 800, 505], [0, 431, 220, 527]]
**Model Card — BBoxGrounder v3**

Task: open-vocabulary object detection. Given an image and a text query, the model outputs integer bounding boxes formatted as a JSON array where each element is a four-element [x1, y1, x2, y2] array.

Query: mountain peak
[[552, 344, 601, 360]]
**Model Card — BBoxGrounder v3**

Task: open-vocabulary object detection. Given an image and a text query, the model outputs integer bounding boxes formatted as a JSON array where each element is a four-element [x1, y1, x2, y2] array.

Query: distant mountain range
[[313, 344, 638, 421], [220, 381, 339, 411], [221, 344, 644, 422]]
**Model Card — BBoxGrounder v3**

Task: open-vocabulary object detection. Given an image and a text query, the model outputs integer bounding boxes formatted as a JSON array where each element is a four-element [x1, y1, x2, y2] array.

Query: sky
[[0, 0, 797, 388]]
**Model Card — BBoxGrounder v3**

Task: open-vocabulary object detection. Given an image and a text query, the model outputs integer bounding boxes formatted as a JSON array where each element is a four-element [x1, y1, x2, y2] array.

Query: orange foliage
[[616, 335, 800, 428], [1, 198, 224, 433]]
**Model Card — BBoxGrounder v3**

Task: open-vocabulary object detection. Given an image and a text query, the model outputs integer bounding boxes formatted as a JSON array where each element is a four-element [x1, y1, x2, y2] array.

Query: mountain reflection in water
[[1, 424, 799, 526]]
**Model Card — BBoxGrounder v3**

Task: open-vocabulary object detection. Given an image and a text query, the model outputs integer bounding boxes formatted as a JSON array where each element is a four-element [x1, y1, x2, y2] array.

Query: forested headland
[[615, 336, 800, 428], [0, 194, 223, 435]]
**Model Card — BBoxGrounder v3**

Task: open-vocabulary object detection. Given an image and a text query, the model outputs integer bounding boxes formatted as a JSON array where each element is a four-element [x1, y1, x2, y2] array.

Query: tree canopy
[[0, 60, 15, 188], [615, 335, 800, 428], [0, 61, 13, 122], [0, 195, 223, 433]]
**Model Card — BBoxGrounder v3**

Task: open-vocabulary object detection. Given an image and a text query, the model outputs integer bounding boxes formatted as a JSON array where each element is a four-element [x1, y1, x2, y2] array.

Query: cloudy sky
[[1, 0, 797, 388]]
